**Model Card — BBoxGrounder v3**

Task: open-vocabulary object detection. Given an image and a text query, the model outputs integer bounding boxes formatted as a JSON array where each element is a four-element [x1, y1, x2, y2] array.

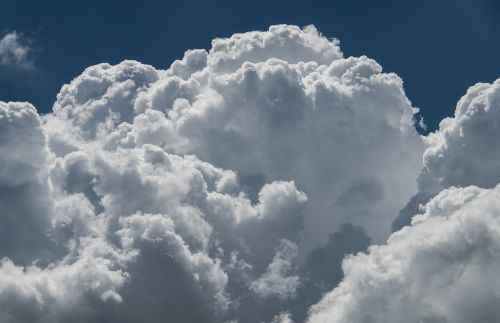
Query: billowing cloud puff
[[1, 111, 309, 322], [46, 24, 424, 247], [394, 79, 500, 231], [0, 238, 130, 323], [0, 25, 427, 322], [308, 184, 500, 323], [308, 78, 500, 323], [424, 80, 500, 187]]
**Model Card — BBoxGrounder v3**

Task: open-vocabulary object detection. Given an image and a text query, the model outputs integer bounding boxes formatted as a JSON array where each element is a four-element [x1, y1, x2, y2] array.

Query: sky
[[3, 2, 500, 323], [1, 0, 500, 131]]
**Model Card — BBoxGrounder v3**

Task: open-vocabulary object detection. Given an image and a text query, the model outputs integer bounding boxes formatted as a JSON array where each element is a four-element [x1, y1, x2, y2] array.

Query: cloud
[[0, 102, 57, 265], [47, 24, 424, 247], [0, 24, 428, 322], [250, 239, 300, 300], [307, 184, 500, 323], [423, 80, 500, 188], [393, 79, 500, 231], [0, 120, 308, 322], [270, 312, 294, 323], [0, 32, 33, 68], [156, 32, 424, 246], [307, 77, 500, 323], [0, 238, 130, 323]]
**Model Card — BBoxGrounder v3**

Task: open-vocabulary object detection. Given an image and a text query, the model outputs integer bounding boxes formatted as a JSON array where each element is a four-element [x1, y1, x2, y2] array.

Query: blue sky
[[1, 0, 500, 130]]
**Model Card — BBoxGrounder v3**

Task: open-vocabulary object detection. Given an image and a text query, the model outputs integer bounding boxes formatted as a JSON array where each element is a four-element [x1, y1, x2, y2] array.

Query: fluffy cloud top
[[9, 23, 498, 323], [423, 79, 500, 188], [309, 78, 500, 323], [393, 79, 500, 231], [46, 24, 424, 250]]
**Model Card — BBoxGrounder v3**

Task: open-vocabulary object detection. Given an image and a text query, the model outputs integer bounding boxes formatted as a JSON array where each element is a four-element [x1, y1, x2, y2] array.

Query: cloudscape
[[2, 9, 500, 323]]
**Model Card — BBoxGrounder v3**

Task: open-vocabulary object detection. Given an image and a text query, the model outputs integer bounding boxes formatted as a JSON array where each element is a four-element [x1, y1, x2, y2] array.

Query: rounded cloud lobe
[[0, 24, 437, 322], [309, 80, 500, 322], [394, 79, 500, 231], [308, 185, 500, 323]]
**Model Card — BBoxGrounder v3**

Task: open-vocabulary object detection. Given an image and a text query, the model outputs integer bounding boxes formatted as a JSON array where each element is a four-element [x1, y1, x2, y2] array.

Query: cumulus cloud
[[308, 79, 500, 322], [308, 184, 500, 323], [0, 24, 432, 322], [0, 32, 32, 68], [393, 79, 500, 231], [47, 24, 424, 247]]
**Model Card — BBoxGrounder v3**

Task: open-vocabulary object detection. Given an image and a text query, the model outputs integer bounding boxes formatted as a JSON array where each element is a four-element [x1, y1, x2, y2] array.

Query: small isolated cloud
[[0, 31, 33, 68]]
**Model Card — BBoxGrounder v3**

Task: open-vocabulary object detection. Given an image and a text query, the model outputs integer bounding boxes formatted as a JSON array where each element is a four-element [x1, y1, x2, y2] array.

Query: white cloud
[[0, 101, 58, 266], [307, 184, 500, 323], [0, 101, 48, 185], [47, 25, 424, 249], [0, 104, 309, 321], [147, 30, 424, 246], [309, 78, 500, 323], [423, 79, 500, 188], [0, 24, 431, 322], [117, 212, 230, 311], [394, 79, 500, 231], [0, 32, 32, 68]]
